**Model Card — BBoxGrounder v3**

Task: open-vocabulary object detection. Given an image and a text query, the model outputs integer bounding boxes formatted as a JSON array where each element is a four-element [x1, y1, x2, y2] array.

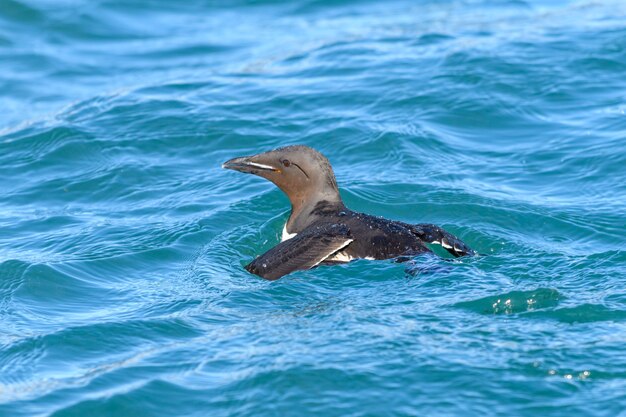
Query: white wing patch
[[281, 223, 373, 264], [281, 223, 374, 264]]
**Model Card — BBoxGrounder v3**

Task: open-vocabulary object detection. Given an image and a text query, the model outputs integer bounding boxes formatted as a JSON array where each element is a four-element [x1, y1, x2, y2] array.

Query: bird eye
[[282, 159, 291, 167]]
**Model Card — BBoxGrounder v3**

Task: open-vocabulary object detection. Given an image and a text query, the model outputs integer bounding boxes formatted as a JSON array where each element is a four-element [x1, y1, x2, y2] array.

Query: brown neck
[[285, 187, 342, 234]]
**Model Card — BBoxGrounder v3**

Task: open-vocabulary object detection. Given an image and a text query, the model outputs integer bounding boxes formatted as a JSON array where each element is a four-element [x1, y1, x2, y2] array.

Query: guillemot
[[222, 145, 476, 280]]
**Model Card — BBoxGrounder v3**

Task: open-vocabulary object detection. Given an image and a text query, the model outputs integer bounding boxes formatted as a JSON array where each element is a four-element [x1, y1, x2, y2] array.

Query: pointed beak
[[222, 155, 279, 174]]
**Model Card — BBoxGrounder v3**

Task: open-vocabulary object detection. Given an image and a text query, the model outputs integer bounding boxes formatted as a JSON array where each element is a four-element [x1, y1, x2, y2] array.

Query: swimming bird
[[222, 145, 476, 280]]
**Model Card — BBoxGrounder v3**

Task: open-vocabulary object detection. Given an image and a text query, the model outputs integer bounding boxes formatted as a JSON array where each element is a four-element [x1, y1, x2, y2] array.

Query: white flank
[[325, 251, 353, 263], [314, 239, 354, 267], [325, 252, 375, 262], [281, 225, 297, 242]]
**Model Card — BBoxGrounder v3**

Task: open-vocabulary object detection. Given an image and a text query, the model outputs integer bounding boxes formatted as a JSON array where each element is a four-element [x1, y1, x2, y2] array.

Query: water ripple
[[2, 0, 626, 416]]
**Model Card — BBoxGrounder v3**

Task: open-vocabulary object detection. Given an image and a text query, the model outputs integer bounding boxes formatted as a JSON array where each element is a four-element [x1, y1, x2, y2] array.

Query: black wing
[[408, 223, 476, 257], [245, 223, 352, 280]]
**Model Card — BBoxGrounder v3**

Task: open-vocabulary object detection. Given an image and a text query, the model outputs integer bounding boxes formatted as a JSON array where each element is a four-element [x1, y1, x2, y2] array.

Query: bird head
[[222, 145, 341, 207]]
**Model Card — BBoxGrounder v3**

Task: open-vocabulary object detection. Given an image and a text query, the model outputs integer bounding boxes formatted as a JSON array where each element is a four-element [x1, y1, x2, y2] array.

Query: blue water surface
[[1, 0, 626, 416]]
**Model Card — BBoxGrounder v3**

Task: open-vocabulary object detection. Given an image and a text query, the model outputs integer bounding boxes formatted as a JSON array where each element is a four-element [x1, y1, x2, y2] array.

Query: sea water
[[1, 1, 626, 416]]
